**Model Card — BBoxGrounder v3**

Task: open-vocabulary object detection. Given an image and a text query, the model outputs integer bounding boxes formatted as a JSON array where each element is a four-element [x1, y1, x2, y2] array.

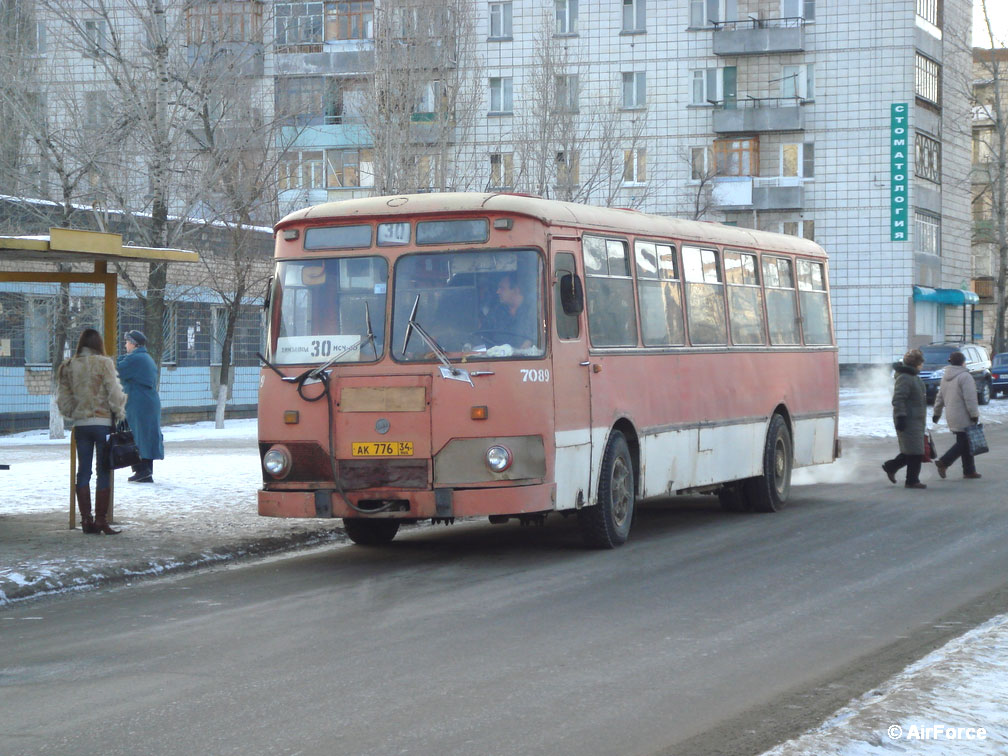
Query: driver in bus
[[484, 271, 536, 349]]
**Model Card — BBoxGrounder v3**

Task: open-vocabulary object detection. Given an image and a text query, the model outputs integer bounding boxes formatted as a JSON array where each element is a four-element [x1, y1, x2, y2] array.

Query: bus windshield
[[392, 249, 544, 361], [272, 256, 388, 365]]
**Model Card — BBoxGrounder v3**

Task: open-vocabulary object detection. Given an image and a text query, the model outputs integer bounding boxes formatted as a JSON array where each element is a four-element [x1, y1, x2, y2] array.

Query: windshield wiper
[[402, 294, 473, 386], [308, 301, 376, 379]]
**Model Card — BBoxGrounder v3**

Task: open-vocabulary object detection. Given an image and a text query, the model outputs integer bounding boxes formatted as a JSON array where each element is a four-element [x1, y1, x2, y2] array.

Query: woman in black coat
[[882, 349, 928, 489]]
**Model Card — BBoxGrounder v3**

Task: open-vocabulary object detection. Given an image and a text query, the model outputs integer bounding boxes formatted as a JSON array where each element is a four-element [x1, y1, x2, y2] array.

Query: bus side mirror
[[559, 273, 584, 315]]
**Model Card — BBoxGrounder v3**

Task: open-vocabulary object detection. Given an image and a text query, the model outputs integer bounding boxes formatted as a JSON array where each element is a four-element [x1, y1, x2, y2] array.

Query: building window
[[622, 71, 646, 109], [556, 151, 580, 187], [691, 0, 736, 26], [782, 142, 814, 178], [326, 148, 373, 188], [782, 0, 815, 20], [915, 53, 941, 106], [690, 146, 711, 180], [623, 0, 646, 32], [915, 132, 941, 184], [691, 67, 735, 106], [780, 64, 814, 100], [489, 152, 513, 189], [916, 0, 941, 28], [623, 149, 646, 184], [279, 150, 324, 190], [489, 2, 512, 38], [915, 210, 941, 256], [555, 74, 579, 112], [713, 138, 758, 176], [187, 1, 263, 44], [555, 0, 577, 34], [275, 3, 324, 52], [325, 1, 373, 41], [489, 76, 513, 113], [84, 19, 109, 56], [782, 220, 815, 240]]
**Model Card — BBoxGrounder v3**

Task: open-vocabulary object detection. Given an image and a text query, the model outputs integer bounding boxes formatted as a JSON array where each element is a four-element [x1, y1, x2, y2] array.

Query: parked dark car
[[991, 352, 1008, 398], [917, 343, 992, 405]]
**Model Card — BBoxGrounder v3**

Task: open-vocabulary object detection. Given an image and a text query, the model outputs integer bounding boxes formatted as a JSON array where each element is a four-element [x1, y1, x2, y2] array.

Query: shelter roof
[[0, 228, 199, 266]]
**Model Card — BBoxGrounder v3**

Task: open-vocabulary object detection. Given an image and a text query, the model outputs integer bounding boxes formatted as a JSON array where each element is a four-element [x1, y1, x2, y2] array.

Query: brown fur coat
[[56, 348, 128, 425]]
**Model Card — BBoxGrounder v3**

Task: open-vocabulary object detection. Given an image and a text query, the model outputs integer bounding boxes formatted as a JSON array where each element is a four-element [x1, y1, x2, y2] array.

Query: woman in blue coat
[[117, 330, 164, 482]]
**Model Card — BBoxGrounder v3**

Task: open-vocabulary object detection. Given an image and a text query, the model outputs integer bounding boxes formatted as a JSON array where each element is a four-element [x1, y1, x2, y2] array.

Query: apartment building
[[971, 46, 1008, 350], [269, 0, 973, 369], [6, 0, 975, 371]]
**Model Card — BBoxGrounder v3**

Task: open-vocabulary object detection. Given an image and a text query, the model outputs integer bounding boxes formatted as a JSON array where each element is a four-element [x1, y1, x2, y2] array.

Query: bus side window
[[554, 252, 581, 340], [682, 245, 727, 345], [583, 236, 637, 347], [635, 240, 684, 346], [796, 259, 832, 345], [724, 250, 766, 345], [763, 256, 801, 345]]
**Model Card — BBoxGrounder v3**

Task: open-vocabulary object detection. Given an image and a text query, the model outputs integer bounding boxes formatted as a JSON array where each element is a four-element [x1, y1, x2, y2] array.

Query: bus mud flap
[[435, 488, 453, 518], [314, 489, 334, 518]]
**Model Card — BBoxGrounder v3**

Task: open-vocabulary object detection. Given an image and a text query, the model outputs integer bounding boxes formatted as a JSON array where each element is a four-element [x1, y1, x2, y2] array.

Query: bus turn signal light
[[284, 410, 300, 424], [471, 406, 488, 420]]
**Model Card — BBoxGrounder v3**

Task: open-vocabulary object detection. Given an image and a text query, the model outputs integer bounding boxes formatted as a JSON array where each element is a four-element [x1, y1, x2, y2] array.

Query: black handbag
[[106, 420, 141, 470], [965, 423, 989, 456]]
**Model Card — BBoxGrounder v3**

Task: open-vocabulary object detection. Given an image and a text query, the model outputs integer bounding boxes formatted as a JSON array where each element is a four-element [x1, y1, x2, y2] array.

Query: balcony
[[973, 277, 995, 302], [711, 176, 804, 210], [712, 96, 805, 133], [712, 17, 806, 56]]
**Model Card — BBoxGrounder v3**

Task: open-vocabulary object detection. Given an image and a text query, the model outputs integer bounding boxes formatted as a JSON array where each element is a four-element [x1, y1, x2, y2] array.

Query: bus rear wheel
[[578, 431, 635, 548], [343, 518, 400, 545], [743, 414, 792, 513]]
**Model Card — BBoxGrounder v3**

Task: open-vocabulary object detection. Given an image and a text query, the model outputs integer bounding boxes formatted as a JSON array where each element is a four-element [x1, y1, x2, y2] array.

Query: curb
[[0, 528, 348, 607]]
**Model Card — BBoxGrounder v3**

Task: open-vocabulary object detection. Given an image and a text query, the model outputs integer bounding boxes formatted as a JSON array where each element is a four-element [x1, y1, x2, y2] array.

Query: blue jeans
[[75, 424, 111, 490]]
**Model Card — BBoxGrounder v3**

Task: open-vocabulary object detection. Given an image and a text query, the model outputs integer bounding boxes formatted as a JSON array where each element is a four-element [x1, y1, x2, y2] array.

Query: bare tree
[[672, 145, 723, 221], [972, 2, 1008, 352], [361, 0, 484, 195], [508, 12, 651, 208], [0, 0, 127, 437]]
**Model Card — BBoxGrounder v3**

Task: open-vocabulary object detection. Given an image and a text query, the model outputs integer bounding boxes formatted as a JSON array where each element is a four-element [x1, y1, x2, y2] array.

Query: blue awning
[[912, 286, 980, 305]]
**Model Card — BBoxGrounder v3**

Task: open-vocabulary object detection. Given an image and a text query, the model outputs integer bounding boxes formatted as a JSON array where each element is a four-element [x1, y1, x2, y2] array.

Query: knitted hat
[[125, 330, 147, 347]]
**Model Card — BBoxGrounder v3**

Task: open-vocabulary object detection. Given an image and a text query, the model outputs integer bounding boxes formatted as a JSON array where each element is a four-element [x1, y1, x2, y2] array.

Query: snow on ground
[[3, 387, 1008, 753]]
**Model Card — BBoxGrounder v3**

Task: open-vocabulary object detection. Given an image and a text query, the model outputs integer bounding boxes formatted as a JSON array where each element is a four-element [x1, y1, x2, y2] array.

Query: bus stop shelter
[[0, 228, 199, 527]]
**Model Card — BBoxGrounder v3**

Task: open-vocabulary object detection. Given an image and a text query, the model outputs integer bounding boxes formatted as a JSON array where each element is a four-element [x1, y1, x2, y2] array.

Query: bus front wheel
[[343, 518, 400, 545], [743, 414, 792, 513], [579, 431, 635, 548]]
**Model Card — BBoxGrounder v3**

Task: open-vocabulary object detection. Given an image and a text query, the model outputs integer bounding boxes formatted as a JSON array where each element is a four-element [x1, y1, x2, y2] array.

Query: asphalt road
[[3, 431, 1008, 756]]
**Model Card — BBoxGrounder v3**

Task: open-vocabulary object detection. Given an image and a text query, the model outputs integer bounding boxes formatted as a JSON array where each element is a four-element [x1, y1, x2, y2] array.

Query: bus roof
[[276, 193, 827, 259]]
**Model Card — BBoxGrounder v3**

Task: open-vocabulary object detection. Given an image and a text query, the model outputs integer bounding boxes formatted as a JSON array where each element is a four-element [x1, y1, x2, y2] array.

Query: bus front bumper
[[258, 483, 557, 520]]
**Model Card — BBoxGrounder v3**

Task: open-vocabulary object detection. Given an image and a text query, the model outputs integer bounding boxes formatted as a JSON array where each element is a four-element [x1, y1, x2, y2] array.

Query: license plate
[[351, 441, 414, 457]]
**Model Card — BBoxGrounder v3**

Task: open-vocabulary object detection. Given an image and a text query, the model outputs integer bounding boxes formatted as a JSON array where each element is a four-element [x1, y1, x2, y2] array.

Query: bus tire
[[578, 431, 635, 548], [743, 414, 792, 513], [343, 518, 400, 545]]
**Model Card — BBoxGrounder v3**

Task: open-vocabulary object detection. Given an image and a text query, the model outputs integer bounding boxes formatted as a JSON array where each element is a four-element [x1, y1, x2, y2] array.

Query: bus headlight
[[263, 446, 292, 478], [485, 445, 513, 473]]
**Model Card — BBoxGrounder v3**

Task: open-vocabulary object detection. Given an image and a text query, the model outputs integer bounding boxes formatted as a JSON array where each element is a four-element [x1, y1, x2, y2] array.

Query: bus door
[[550, 246, 593, 510]]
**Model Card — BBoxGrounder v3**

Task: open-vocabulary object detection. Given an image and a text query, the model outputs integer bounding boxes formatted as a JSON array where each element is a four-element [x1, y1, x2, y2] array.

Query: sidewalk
[[0, 419, 346, 605]]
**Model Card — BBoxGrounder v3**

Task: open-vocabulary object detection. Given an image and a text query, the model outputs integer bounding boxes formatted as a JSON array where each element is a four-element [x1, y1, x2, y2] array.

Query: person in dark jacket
[[117, 330, 164, 483], [932, 351, 982, 480], [882, 349, 928, 489], [56, 328, 128, 534]]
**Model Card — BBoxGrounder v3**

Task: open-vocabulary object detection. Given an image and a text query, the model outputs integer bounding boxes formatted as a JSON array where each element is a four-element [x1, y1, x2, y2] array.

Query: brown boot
[[94, 488, 120, 535], [76, 486, 98, 534]]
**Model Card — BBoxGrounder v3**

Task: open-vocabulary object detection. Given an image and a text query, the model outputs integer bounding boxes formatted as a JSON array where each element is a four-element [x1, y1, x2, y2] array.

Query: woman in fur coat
[[56, 328, 128, 534], [882, 348, 928, 489]]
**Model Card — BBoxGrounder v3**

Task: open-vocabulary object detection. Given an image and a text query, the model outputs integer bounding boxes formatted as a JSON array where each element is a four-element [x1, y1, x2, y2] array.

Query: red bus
[[258, 193, 838, 547]]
